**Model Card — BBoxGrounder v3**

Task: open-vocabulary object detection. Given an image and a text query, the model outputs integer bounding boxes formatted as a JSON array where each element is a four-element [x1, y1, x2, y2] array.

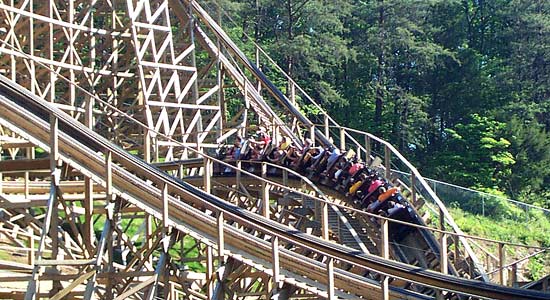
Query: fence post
[[217, 212, 225, 265], [326, 257, 335, 300], [261, 162, 270, 219], [321, 201, 329, 240], [339, 127, 345, 151], [410, 173, 417, 204], [272, 236, 280, 291], [324, 115, 329, 139], [381, 218, 389, 300], [203, 157, 212, 194], [441, 232, 448, 274], [310, 124, 315, 146], [384, 145, 391, 179], [365, 136, 372, 165], [236, 160, 241, 190], [498, 243, 505, 285], [509, 263, 517, 287]]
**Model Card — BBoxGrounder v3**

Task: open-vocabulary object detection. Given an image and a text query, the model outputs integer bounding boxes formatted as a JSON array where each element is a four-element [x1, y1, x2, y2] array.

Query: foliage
[[216, 0, 550, 208]]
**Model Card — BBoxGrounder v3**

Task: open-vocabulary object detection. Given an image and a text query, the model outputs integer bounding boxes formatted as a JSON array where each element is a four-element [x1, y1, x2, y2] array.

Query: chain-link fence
[[393, 170, 550, 221]]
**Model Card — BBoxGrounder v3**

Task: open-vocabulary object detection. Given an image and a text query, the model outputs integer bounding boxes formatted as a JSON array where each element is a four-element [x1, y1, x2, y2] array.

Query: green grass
[[449, 207, 550, 280]]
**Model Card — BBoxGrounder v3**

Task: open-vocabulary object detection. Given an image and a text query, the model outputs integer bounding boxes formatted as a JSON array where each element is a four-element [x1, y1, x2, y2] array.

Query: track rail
[[1, 75, 549, 299]]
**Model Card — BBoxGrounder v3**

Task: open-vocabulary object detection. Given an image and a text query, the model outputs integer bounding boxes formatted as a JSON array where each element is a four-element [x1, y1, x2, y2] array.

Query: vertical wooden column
[[204, 157, 212, 194], [217, 212, 225, 265], [339, 127, 345, 151], [509, 263, 517, 287], [236, 160, 241, 190], [326, 257, 334, 300], [261, 163, 270, 219], [272, 236, 280, 292], [27, 228, 34, 266], [162, 184, 169, 229], [365, 136, 371, 165], [207, 246, 214, 299], [384, 145, 391, 179], [440, 233, 448, 274], [381, 218, 389, 300], [104, 150, 114, 299], [50, 115, 59, 261], [24, 147, 32, 199], [454, 234, 460, 270], [324, 116, 329, 139], [84, 92, 94, 254], [410, 173, 417, 204], [310, 124, 315, 146], [498, 243, 505, 285], [321, 201, 329, 240]]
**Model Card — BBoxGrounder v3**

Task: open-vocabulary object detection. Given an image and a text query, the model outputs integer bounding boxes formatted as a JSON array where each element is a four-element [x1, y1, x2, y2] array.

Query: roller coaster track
[[0, 68, 549, 299], [0, 0, 548, 299]]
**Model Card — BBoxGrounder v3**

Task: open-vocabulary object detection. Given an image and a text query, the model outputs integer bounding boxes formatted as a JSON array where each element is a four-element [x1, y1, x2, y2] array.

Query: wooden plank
[[35, 259, 95, 266], [50, 270, 95, 300]]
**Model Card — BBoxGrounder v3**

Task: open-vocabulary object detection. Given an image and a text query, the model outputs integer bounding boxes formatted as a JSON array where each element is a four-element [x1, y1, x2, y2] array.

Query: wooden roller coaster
[[0, 1, 548, 299]]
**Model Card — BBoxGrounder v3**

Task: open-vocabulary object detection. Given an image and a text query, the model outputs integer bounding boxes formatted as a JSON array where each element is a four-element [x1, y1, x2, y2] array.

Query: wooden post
[[27, 228, 34, 266], [310, 124, 315, 146], [84, 177, 93, 256], [272, 236, 280, 290], [454, 234, 460, 270], [498, 243, 505, 285], [410, 173, 417, 204], [339, 127, 345, 151], [204, 157, 212, 194], [217, 212, 225, 265], [321, 201, 329, 240], [365, 136, 371, 165], [509, 263, 517, 287], [381, 218, 389, 300], [440, 233, 448, 274], [326, 257, 335, 300], [261, 163, 270, 218], [236, 160, 241, 190], [384, 145, 391, 179], [162, 183, 169, 229], [50, 115, 59, 262], [324, 115, 329, 139], [207, 246, 214, 299]]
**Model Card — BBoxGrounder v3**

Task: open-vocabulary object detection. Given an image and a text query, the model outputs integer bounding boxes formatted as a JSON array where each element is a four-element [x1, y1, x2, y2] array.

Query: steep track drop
[[1, 76, 549, 299]]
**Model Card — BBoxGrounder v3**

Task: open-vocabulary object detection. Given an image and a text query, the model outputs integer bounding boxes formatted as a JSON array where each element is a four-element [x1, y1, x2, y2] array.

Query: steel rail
[[1, 77, 549, 300]]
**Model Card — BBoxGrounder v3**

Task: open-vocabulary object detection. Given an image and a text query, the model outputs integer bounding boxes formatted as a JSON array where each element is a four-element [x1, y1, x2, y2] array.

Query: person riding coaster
[[292, 139, 322, 171], [335, 160, 365, 191], [323, 149, 357, 185]]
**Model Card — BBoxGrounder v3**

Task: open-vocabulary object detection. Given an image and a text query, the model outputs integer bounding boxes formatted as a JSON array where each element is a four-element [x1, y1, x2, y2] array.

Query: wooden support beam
[[339, 127, 345, 151], [162, 183, 169, 229], [261, 163, 269, 219], [207, 246, 214, 299], [441, 233, 448, 275], [384, 145, 391, 179], [217, 212, 225, 265], [116, 276, 156, 300], [498, 243, 505, 285], [324, 116, 330, 139], [0, 158, 49, 172], [365, 136, 371, 165], [203, 157, 212, 194], [50, 270, 95, 300], [272, 236, 280, 292], [410, 173, 417, 204], [326, 257, 335, 300], [321, 201, 329, 240], [381, 218, 389, 300]]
